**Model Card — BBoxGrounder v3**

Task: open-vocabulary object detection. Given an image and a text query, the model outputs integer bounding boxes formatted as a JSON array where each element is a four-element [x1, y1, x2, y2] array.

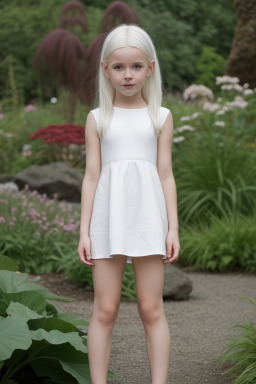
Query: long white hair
[[96, 24, 163, 139]]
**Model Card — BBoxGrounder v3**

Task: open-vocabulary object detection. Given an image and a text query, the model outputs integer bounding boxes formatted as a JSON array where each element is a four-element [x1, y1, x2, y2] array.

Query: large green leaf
[[39, 345, 91, 383], [30, 329, 87, 353], [6, 302, 44, 321], [0, 255, 18, 272], [30, 358, 77, 384], [1, 291, 46, 315], [57, 312, 90, 327], [0, 299, 8, 315], [0, 316, 32, 360], [43, 317, 81, 333], [0, 271, 72, 301]]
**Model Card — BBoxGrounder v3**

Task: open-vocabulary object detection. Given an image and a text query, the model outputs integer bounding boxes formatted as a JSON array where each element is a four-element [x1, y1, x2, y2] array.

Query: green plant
[[217, 296, 256, 384], [0, 255, 118, 383], [179, 211, 256, 272]]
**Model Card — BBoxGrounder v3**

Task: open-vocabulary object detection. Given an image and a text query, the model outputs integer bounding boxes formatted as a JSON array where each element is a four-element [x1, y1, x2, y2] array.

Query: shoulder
[[85, 108, 100, 137], [159, 107, 173, 128]]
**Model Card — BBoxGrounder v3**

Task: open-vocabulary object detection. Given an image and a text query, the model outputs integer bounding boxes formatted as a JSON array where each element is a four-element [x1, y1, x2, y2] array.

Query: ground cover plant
[[0, 255, 118, 383], [217, 296, 256, 384]]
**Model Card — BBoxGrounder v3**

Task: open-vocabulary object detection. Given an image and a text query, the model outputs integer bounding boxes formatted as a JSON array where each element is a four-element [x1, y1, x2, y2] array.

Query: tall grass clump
[[217, 296, 256, 384], [179, 211, 256, 272]]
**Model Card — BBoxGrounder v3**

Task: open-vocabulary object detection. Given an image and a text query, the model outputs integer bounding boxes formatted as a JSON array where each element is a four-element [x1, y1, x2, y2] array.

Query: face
[[101, 46, 155, 101]]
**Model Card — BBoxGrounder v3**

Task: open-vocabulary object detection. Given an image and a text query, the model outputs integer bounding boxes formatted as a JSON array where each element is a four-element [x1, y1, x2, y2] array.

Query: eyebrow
[[111, 61, 145, 66]]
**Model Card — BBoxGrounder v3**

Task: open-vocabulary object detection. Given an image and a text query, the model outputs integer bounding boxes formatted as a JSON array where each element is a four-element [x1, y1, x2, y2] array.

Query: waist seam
[[102, 159, 156, 168]]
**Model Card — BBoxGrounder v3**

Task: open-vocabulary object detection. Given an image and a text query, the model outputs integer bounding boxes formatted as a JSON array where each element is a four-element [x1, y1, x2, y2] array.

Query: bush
[[0, 255, 118, 383], [217, 296, 256, 384], [179, 211, 256, 272]]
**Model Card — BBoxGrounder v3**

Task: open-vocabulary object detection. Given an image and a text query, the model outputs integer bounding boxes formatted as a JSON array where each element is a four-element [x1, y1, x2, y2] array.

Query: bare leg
[[132, 255, 170, 384], [87, 255, 127, 384]]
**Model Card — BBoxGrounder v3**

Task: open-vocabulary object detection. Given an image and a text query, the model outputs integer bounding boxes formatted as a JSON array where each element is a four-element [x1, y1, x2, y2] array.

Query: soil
[[30, 270, 256, 384]]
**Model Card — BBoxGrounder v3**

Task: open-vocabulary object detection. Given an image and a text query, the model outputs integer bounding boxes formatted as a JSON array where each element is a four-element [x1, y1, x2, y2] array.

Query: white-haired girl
[[78, 23, 180, 384]]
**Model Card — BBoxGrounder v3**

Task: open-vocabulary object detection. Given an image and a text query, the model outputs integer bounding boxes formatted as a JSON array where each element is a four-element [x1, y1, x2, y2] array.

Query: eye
[[134, 64, 142, 70], [113, 65, 123, 70]]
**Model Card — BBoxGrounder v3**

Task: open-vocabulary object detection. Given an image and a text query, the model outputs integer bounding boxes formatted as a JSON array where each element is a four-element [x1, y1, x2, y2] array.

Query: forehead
[[107, 46, 148, 63]]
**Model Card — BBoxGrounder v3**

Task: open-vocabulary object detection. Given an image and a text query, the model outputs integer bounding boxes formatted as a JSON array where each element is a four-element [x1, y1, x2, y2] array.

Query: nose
[[124, 68, 132, 80]]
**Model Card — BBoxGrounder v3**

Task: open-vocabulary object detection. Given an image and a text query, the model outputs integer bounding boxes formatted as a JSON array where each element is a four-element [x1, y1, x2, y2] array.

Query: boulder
[[163, 264, 193, 300], [14, 161, 84, 202]]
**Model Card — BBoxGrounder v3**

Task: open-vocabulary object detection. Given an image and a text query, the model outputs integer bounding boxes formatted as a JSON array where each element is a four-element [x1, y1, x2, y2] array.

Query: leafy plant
[[179, 211, 256, 272], [0, 255, 118, 383], [217, 296, 256, 384]]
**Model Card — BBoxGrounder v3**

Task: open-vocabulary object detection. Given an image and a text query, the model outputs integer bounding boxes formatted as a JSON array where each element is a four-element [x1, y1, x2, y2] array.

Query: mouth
[[123, 84, 134, 88]]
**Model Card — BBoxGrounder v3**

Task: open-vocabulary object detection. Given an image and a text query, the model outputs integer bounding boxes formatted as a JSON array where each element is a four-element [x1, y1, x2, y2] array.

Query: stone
[[0, 182, 19, 192], [163, 264, 193, 300], [14, 161, 83, 202]]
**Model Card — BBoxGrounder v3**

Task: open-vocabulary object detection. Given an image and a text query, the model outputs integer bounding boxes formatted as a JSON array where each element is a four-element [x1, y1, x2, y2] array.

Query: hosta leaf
[[0, 316, 32, 360], [0, 256, 18, 272], [30, 358, 78, 384], [0, 299, 8, 315], [1, 291, 46, 315], [0, 271, 71, 301], [30, 329, 87, 352], [43, 317, 81, 333], [6, 302, 44, 321], [57, 312, 90, 327]]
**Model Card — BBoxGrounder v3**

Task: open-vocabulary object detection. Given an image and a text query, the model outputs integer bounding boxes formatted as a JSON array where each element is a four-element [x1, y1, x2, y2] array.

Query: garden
[[0, 0, 256, 383]]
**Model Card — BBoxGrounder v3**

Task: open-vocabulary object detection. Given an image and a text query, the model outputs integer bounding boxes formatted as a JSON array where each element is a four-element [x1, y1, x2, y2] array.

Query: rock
[[163, 264, 193, 300], [14, 161, 83, 202], [0, 182, 19, 191]]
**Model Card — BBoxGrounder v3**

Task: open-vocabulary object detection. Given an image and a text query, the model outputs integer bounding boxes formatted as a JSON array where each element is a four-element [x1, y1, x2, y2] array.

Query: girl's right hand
[[78, 234, 95, 267]]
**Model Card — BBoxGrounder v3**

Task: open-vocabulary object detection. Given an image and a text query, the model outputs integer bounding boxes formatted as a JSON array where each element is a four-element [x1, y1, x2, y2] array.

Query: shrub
[[179, 211, 256, 272], [217, 296, 256, 384], [0, 255, 118, 383]]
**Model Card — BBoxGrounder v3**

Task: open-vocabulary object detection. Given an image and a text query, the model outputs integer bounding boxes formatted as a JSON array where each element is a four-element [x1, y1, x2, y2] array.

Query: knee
[[137, 300, 163, 325], [95, 301, 119, 326]]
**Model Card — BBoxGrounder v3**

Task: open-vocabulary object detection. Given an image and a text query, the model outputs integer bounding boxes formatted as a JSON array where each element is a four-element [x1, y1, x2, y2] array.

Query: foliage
[[217, 296, 256, 384], [178, 212, 256, 272], [0, 255, 119, 383], [196, 46, 226, 92], [0, 186, 138, 300]]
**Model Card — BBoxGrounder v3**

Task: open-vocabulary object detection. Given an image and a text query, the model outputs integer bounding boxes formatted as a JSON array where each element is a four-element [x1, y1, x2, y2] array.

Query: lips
[[123, 84, 134, 87]]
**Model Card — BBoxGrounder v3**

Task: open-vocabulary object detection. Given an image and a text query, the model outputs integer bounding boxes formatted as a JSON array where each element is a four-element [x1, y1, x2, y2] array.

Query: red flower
[[29, 124, 85, 146]]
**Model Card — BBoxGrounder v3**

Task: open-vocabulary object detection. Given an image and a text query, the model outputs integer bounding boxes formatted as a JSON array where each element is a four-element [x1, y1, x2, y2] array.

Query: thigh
[[92, 255, 127, 305], [132, 255, 166, 303]]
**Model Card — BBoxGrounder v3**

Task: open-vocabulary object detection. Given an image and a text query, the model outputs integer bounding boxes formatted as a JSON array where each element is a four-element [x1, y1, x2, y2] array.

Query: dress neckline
[[113, 106, 148, 111]]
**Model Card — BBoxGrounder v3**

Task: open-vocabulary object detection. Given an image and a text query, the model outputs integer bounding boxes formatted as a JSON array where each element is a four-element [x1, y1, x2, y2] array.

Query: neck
[[113, 94, 147, 109]]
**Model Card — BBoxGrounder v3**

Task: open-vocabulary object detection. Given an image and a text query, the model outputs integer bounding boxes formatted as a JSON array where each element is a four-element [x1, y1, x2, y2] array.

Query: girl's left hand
[[164, 230, 180, 264]]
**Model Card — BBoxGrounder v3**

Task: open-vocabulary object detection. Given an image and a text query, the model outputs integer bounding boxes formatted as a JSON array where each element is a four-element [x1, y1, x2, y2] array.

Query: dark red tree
[[34, 29, 87, 123], [100, 1, 140, 33], [29, 124, 85, 145], [59, 0, 88, 34]]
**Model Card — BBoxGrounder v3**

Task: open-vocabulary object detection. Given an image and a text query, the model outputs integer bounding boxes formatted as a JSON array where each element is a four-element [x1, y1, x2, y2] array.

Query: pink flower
[[0, 113, 4, 120], [24, 105, 38, 112]]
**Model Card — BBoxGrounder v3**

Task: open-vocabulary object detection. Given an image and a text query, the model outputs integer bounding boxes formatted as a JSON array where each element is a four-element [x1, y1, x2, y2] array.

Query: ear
[[147, 60, 155, 77], [101, 60, 110, 78]]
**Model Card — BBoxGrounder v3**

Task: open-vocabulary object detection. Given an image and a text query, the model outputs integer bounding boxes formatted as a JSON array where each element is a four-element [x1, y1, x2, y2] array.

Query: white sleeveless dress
[[89, 106, 170, 264]]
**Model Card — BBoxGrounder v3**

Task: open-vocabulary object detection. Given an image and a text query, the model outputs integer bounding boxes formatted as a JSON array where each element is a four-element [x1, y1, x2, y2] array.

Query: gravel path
[[56, 271, 256, 384]]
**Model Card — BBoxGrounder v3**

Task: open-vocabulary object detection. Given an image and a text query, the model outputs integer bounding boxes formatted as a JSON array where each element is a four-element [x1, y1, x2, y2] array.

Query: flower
[[50, 97, 58, 104], [24, 105, 37, 112], [173, 136, 185, 143], [22, 144, 32, 157], [216, 76, 240, 85], [175, 125, 195, 133], [203, 102, 221, 112], [0, 113, 4, 120], [183, 84, 214, 102], [214, 121, 225, 127], [243, 89, 254, 95], [29, 124, 85, 146]]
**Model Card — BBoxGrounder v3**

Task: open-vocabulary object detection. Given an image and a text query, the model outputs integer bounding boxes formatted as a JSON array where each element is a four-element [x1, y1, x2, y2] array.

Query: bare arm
[[157, 111, 180, 262], [80, 111, 102, 236]]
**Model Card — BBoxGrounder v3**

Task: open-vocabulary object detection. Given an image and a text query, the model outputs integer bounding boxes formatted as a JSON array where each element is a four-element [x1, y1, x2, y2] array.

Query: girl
[[78, 23, 180, 384]]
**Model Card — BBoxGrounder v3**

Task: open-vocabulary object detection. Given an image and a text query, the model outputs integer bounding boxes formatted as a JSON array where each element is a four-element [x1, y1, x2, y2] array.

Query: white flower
[[243, 83, 249, 89], [50, 97, 58, 104], [226, 99, 248, 108], [217, 97, 222, 102], [173, 136, 185, 143], [191, 112, 201, 119], [216, 76, 240, 85], [244, 89, 254, 95], [203, 102, 220, 112], [183, 84, 214, 101], [180, 116, 191, 121], [214, 121, 225, 127], [175, 125, 195, 133]]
